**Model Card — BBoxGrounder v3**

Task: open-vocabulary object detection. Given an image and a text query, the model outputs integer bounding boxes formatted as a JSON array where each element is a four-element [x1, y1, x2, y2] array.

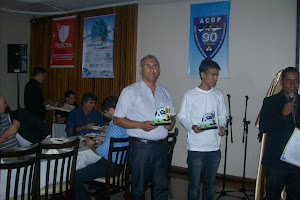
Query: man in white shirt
[[114, 55, 176, 200], [178, 59, 227, 200]]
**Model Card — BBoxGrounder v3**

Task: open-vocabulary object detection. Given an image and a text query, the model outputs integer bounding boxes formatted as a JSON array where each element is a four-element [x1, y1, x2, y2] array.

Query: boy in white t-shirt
[[178, 59, 227, 200]]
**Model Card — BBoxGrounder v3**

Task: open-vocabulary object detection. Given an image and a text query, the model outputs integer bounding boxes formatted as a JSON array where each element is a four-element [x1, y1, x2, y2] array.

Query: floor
[[109, 172, 256, 200]]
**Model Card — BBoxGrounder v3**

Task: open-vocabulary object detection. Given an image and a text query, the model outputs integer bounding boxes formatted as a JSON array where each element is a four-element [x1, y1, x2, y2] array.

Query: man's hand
[[141, 121, 157, 132], [192, 125, 203, 133], [45, 106, 54, 111], [218, 126, 225, 136], [94, 136, 105, 143], [85, 123, 95, 129], [164, 123, 174, 131], [84, 136, 95, 149], [282, 102, 294, 116], [101, 125, 108, 133], [7, 119, 20, 136], [164, 116, 176, 131]]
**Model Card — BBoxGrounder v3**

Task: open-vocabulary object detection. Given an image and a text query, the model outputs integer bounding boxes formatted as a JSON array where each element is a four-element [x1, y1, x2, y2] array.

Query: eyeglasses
[[143, 64, 160, 69]]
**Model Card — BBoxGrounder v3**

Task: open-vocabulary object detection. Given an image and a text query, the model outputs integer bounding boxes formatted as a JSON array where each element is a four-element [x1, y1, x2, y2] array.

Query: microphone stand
[[231, 96, 254, 199], [215, 94, 237, 199], [239, 95, 254, 199], [217, 96, 254, 200]]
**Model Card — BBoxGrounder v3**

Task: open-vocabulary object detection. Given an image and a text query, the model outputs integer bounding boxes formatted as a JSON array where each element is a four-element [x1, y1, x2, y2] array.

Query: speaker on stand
[[7, 44, 28, 109]]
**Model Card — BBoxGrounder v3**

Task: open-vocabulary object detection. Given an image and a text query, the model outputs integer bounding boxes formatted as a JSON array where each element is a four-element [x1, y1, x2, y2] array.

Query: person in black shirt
[[259, 67, 300, 199], [24, 67, 52, 120]]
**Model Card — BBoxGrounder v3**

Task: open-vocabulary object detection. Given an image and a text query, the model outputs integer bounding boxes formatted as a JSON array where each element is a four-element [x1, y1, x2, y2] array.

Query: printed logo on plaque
[[193, 15, 227, 59]]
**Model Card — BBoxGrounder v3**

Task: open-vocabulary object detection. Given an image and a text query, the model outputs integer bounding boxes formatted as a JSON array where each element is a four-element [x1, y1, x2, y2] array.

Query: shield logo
[[58, 25, 69, 42], [193, 15, 227, 59]]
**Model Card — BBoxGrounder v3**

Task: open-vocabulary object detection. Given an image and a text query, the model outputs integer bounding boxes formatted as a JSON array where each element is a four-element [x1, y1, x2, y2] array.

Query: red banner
[[51, 16, 76, 68]]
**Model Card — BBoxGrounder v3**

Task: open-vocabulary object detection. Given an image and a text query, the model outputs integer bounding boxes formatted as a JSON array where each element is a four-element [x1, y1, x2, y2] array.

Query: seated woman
[[55, 90, 78, 123]]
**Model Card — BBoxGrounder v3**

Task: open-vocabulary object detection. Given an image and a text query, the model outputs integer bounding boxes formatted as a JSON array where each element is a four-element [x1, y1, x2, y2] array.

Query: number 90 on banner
[[202, 32, 218, 43]]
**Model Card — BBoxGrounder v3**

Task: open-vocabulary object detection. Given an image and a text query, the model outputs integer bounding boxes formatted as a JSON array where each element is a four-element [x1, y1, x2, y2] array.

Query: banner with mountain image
[[189, 1, 230, 78], [51, 16, 76, 68], [82, 14, 115, 78]]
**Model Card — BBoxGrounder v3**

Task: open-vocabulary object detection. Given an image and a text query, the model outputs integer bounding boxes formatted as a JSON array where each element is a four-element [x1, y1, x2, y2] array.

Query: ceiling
[[0, 0, 138, 16]]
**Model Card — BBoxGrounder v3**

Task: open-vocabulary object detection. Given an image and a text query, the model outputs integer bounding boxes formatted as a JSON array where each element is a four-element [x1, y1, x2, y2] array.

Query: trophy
[[150, 106, 172, 126], [198, 111, 218, 130]]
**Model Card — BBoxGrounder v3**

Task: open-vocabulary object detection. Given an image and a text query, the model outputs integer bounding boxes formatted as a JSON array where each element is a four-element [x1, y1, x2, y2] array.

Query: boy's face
[[201, 68, 219, 89]]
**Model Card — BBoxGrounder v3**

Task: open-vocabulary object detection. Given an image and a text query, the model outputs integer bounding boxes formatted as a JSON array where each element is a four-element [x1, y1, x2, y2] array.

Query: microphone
[[289, 93, 295, 103]]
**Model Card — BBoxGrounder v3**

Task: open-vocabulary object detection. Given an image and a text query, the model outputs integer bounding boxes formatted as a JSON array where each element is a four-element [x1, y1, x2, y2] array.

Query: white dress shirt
[[114, 80, 176, 140]]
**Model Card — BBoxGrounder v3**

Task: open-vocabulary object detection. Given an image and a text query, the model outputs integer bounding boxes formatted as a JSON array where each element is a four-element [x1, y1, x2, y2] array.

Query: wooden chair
[[0, 144, 41, 200], [166, 127, 179, 200], [40, 138, 79, 200], [88, 137, 130, 200]]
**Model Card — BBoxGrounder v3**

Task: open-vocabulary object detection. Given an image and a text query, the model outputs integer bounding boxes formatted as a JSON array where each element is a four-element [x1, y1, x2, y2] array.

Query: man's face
[[66, 94, 76, 105], [139, 58, 160, 84], [201, 68, 219, 89], [82, 99, 96, 112], [0, 96, 7, 114], [37, 73, 46, 84], [281, 71, 299, 96]]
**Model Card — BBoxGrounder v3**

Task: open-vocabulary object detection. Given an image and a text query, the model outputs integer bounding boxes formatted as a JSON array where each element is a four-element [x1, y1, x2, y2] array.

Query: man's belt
[[130, 137, 166, 144]]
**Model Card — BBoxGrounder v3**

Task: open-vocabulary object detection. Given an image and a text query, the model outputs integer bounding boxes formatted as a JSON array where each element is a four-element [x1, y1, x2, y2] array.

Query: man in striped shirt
[[0, 95, 20, 150]]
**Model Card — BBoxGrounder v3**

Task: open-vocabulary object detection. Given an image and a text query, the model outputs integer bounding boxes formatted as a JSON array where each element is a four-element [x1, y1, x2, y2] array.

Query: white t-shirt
[[114, 80, 176, 140], [178, 87, 227, 151]]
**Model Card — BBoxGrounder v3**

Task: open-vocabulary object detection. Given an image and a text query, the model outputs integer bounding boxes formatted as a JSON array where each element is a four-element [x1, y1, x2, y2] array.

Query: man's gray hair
[[140, 55, 160, 68]]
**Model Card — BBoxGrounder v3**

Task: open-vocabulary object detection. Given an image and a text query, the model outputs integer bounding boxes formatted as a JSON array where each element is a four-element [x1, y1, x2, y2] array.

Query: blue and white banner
[[189, 1, 230, 78], [82, 14, 115, 78]]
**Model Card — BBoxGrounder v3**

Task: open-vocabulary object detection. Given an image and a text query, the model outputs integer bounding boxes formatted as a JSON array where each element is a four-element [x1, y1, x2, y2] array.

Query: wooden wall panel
[[30, 4, 137, 124]]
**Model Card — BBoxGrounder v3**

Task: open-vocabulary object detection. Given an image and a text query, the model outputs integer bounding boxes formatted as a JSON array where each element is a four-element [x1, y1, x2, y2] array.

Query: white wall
[[0, 11, 31, 110], [137, 0, 297, 179]]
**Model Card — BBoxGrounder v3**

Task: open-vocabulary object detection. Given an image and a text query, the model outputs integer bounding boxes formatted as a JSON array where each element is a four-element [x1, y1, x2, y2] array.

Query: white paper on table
[[280, 127, 300, 167]]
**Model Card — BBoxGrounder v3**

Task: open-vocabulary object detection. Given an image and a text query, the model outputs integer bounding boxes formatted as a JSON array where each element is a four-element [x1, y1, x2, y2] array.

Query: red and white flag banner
[[51, 16, 76, 68]]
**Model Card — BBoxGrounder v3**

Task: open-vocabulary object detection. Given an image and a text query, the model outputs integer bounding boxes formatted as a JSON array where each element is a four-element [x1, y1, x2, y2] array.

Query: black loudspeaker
[[7, 44, 28, 73]]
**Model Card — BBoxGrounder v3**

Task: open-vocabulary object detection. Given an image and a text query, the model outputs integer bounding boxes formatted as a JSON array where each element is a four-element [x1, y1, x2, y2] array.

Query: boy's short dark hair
[[32, 67, 46, 77], [101, 96, 118, 111], [81, 92, 97, 105], [65, 90, 75, 98], [199, 59, 221, 79]]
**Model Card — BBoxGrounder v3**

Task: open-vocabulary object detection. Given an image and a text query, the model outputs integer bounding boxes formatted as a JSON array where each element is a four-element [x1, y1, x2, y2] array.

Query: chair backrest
[[167, 127, 179, 175], [0, 144, 41, 200], [40, 138, 79, 200], [105, 137, 129, 199], [52, 123, 67, 138]]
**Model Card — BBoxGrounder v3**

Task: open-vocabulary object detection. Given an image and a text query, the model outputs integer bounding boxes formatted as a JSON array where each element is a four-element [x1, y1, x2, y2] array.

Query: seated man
[[66, 92, 105, 136], [0, 95, 20, 150], [74, 96, 128, 200], [55, 90, 78, 123]]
